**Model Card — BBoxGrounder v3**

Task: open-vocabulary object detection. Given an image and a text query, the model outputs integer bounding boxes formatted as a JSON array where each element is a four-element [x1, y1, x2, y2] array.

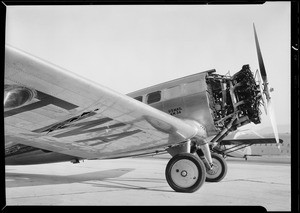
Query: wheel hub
[[181, 170, 188, 177], [170, 159, 199, 188], [207, 164, 219, 175]]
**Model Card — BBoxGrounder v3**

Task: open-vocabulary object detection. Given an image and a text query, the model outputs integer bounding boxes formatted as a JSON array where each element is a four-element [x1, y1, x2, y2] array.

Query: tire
[[205, 153, 228, 182], [165, 153, 206, 193]]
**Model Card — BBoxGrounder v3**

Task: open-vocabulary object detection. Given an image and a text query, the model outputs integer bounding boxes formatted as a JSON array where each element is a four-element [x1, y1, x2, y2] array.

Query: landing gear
[[165, 153, 206, 193], [205, 153, 227, 182], [195, 148, 228, 182]]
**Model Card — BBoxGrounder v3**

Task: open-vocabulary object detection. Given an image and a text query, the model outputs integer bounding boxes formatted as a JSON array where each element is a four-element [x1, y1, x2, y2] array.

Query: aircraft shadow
[[5, 169, 171, 192], [5, 168, 134, 188], [89, 178, 171, 193]]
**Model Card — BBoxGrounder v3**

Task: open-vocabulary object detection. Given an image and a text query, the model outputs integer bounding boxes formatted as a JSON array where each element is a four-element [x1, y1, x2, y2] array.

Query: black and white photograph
[[3, 2, 292, 210]]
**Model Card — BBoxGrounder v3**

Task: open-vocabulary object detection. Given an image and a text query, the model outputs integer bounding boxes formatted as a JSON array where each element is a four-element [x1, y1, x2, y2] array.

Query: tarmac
[[5, 155, 291, 211]]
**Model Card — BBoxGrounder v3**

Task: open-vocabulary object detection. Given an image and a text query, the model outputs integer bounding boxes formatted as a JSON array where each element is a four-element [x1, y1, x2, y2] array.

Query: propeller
[[256, 69, 268, 115], [233, 128, 264, 139], [253, 23, 280, 146]]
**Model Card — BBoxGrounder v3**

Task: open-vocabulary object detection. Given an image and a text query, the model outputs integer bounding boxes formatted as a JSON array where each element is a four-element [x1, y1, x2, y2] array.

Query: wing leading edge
[[4, 45, 199, 159]]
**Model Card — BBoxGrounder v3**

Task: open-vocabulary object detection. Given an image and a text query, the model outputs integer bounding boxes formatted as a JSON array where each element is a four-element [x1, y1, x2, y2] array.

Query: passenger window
[[165, 86, 181, 100], [147, 91, 161, 104], [134, 96, 143, 102], [184, 81, 201, 95]]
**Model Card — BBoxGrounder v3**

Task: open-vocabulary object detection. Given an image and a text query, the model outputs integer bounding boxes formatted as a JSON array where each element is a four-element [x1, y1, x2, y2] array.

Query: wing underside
[[4, 45, 198, 160]]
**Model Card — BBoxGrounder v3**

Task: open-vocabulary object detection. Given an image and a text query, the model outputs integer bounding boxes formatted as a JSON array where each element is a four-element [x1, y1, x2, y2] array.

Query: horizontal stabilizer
[[220, 138, 283, 146]]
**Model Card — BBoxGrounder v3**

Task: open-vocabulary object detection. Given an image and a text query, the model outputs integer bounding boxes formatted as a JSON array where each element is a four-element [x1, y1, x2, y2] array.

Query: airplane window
[[165, 86, 181, 100], [134, 96, 143, 102], [147, 91, 161, 104]]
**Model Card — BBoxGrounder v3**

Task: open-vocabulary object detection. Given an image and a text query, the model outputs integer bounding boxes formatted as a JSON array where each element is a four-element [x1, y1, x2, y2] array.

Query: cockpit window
[[134, 96, 143, 102], [147, 91, 161, 104]]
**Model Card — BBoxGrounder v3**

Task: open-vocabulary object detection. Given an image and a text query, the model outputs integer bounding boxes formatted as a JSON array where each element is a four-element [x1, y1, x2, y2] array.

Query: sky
[[5, 2, 291, 132]]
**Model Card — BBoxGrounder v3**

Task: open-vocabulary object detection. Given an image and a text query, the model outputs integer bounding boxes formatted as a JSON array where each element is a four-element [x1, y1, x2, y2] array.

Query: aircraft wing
[[220, 138, 283, 146], [4, 45, 198, 159]]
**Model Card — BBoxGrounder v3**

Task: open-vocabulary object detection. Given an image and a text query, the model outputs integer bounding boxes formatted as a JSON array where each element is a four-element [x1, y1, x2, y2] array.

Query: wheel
[[205, 153, 227, 182], [165, 153, 206, 193]]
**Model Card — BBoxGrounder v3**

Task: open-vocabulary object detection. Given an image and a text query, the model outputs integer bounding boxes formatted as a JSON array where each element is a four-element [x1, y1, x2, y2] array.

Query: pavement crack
[[226, 179, 289, 185]]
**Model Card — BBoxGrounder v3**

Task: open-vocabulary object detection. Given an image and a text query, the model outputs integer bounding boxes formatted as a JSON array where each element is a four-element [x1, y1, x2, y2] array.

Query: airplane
[[4, 24, 283, 193]]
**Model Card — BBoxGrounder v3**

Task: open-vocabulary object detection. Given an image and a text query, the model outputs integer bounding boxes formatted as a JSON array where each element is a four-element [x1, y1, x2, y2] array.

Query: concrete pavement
[[5, 156, 291, 210]]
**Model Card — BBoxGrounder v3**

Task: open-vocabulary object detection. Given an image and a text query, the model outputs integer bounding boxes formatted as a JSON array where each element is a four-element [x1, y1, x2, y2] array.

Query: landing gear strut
[[205, 153, 227, 182], [195, 148, 228, 182], [164, 137, 227, 192]]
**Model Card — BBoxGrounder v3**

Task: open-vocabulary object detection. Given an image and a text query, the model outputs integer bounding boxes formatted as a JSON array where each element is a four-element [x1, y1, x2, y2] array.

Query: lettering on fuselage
[[168, 107, 183, 116]]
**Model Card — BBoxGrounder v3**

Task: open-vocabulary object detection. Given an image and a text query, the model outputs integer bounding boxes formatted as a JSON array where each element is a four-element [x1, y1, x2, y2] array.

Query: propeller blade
[[257, 69, 268, 115], [267, 99, 280, 145], [253, 23, 267, 83], [253, 23, 280, 147], [233, 128, 264, 139]]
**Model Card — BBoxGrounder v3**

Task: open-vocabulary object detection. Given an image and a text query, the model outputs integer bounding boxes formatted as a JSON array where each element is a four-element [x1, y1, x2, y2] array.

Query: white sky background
[[5, 2, 291, 132]]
